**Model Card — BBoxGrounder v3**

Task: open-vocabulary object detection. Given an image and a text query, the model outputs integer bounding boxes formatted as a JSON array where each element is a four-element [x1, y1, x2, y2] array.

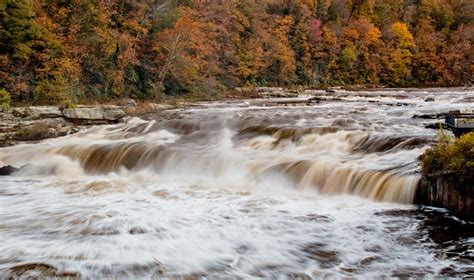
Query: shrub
[[419, 132, 474, 175], [33, 76, 68, 105], [63, 100, 76, 109], [0, 88, 11, 110]]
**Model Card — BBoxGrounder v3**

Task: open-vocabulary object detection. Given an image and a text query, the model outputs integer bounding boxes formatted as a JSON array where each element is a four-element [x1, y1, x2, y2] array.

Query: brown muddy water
[[0, 88, 473, 278]]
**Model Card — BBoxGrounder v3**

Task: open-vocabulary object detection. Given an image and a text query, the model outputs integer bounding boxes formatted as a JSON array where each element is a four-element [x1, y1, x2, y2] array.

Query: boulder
[[0, 165, 18, 176], [127, 99, 137, 108]]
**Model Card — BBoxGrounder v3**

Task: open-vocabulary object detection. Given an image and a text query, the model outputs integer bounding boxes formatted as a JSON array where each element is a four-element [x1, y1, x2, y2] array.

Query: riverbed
[[0, 88, 473, 278]]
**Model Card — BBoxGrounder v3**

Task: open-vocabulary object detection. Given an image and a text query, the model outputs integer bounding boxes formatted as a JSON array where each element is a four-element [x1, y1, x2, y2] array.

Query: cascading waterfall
[[1, 118, 423, 203], [1, 89, 473, 278]]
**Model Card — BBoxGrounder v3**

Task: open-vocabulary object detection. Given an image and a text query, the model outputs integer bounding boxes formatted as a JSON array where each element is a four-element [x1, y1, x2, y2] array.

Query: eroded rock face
[[416, 173, 473, 221]]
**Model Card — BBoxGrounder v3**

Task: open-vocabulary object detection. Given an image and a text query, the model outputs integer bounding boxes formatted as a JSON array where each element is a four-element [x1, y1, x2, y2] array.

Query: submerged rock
[[6, 262, 80, 278]]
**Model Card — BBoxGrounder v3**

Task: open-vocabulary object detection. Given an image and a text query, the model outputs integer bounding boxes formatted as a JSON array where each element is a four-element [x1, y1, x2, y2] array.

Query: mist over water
[[1, 89, 473, 278]]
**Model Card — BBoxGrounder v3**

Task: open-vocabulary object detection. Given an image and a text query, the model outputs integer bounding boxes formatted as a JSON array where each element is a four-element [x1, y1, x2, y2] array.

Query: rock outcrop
[[416, 172, 473, 221], [0, 105, 127, 146]]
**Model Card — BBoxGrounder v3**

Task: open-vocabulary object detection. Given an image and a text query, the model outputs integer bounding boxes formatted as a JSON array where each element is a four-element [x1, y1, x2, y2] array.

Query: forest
[[0, 0, 473, 105]]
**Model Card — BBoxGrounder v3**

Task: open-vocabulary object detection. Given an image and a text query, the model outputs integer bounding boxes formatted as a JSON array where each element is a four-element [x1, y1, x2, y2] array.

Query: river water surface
[[0, 89, 473, 278]]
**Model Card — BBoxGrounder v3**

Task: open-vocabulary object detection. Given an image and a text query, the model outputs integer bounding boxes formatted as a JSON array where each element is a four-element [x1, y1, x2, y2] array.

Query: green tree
[[0, 0, 41, 60]]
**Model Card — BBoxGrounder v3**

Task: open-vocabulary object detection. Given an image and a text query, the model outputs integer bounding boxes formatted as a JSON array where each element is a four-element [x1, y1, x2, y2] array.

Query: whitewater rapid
[[0, 88, 473, 278]]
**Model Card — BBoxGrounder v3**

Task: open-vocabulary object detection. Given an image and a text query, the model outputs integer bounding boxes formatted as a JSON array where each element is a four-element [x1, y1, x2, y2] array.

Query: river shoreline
[[416, 172, 473, 221]]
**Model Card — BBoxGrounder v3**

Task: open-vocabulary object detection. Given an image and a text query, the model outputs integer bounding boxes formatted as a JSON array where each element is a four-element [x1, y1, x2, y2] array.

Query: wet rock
[[6, 262, 80, 278], [0, 165, 19, 175], [302, 242, 340, 268], [416, 173, 473, 221], [307, 97, 321, 104], [424, 122, 447, 130], [412, 113, 445, 119], [128, 227, 147, 234], [457, 96, 474, 103], [425, 97, 435, 102]]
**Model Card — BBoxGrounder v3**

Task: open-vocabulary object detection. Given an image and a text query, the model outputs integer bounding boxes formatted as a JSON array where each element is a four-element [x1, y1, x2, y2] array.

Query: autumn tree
[[0, 0, 41, 101], [0, 0, 472, 105]]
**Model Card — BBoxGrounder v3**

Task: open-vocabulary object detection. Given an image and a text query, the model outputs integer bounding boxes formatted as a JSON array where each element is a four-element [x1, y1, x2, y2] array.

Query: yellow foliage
[[366, 26, 381, 45], [390, 22, 415, 49]]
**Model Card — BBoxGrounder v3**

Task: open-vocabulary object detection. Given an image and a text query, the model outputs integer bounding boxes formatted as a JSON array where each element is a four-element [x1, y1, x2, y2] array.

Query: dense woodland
[[0, 0, 473, 105]]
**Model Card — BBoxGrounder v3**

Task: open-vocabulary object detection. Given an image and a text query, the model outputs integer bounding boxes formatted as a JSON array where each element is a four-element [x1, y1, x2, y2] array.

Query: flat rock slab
[[63, 106, 126, 121], [12, 106, 62, 119]]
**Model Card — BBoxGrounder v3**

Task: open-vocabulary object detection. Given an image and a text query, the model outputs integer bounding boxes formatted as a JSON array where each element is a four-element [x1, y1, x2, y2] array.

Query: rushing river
[[1, 88, 473, 278]]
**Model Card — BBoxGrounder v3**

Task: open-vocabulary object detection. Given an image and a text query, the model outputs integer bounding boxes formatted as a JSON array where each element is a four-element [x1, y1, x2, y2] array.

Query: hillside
[[0, 0, 473, 106]]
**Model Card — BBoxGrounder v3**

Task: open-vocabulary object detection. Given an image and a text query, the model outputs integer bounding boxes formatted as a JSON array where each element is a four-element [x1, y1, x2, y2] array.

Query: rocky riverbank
[[0, 105, 127, 146], [416, 132, 473, 221], [416, 173, 473, 221]]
